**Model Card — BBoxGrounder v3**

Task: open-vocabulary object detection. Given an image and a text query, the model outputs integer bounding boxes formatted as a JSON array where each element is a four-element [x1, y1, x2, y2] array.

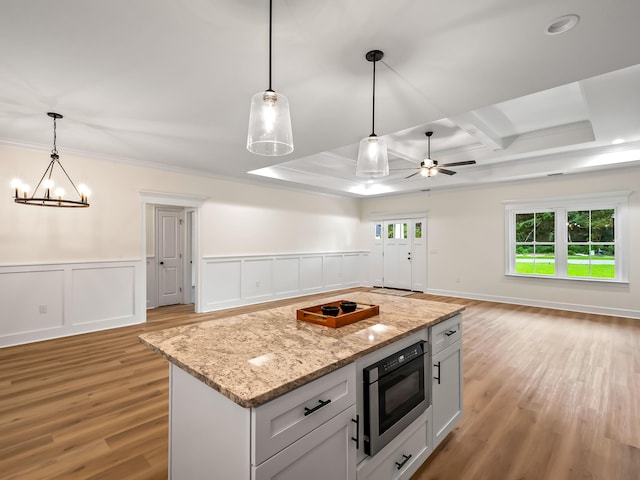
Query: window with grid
[[505, 192, 629, 282]]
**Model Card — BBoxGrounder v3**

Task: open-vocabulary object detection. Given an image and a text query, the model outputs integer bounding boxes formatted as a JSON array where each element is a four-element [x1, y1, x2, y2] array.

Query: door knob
[[160, 261, 164, 265]]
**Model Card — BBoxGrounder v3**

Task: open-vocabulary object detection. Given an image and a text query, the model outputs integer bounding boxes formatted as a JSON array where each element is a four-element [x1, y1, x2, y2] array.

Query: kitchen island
[[140, 291, 464, 480]]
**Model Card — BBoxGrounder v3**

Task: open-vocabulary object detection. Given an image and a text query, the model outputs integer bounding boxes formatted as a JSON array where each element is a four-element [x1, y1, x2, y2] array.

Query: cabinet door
[[432, 341, 463, 447], [356, 410, 431, 480], [253, 405, 357, 480]]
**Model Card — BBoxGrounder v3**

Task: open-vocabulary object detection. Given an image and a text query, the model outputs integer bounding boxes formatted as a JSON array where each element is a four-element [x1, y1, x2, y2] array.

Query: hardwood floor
[[1, 290, 638, 479], [411, 294, 640, 480]]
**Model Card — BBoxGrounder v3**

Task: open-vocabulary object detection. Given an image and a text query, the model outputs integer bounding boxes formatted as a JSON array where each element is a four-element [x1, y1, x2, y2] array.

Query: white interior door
[[383, 220, 412, 290], [157, 207, 183, 306]]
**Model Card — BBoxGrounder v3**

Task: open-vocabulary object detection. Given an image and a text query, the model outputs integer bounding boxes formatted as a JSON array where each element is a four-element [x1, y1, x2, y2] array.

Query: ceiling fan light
[[419, 168, 429, 177], [356, 135, 389, 178], [429, 167, 438, 177], [247, 90, 294, 156]]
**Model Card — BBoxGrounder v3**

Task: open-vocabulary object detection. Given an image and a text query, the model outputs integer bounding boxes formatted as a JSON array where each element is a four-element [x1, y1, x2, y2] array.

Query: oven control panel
[[364, 341, 427, 383]]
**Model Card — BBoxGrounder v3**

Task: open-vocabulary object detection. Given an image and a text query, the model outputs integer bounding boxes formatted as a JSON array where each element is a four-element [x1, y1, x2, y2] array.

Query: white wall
[[4, 140, 637, 347], [361, 166, 640, 318], [2, 144, 366, 264], [1, 144, 366, 346]]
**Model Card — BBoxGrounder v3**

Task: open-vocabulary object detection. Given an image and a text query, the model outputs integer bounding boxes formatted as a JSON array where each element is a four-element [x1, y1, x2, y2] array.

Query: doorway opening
[[140, 191, 206, 315], [370, 214, 427, 292]]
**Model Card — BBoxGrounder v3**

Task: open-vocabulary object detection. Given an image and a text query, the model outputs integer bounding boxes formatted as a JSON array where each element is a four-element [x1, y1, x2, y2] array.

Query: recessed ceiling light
[[545, 14, 580, 35], [612, 138, 625, 145]]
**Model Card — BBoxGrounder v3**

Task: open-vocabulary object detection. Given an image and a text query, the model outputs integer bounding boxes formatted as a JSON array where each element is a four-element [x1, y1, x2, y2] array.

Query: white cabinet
[[252, 364, 355, 465], [431, 338, 463, 447], [357, 409, 432, 480], [167, 316, 463, 480], [168, 363, 357, 480], [430, 314, 462, 354], [254, 405, 356, 480]]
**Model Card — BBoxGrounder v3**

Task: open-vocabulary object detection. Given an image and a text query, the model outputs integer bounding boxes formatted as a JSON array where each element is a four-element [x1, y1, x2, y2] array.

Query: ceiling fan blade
[[404, 171, 420, 179], [439, 160, 476, 168], [438, 168, 457, 176]]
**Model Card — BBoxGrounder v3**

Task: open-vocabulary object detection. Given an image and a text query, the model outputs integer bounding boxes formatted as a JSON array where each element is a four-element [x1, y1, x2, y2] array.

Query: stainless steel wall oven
[[363, 340, 429, 456]]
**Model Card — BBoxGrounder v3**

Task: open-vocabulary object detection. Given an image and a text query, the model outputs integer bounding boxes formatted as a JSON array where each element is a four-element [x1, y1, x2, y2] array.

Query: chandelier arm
[[31, 159, 56, 199], [55, 158, 83, 197]]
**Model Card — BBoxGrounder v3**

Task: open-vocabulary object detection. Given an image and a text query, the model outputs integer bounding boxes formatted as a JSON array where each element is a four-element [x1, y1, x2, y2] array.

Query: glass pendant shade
[[356, 135, 389, 178], [247, 89, 293, 156]]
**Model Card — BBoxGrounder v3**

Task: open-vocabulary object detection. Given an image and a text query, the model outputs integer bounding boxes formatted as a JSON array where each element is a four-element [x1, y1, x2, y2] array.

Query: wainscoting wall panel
[[242, 258, 274, 300], [300, 255, 324, 293], [201, 260, 242, 308], [0, 269, 64, 337], [201, 251, 368, 311], [273, 257, 300, 295], [71, 265, 136, 325], [323, 255, 343, 288], [0, 260, 145, 348]]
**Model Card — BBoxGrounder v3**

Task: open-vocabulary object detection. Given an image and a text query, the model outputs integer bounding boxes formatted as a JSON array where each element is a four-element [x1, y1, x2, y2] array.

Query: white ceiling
[[2, 0, 640, 197]]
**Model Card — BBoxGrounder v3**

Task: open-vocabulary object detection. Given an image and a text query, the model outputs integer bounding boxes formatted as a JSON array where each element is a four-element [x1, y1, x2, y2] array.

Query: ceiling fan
[[394, 131, 476, 178]]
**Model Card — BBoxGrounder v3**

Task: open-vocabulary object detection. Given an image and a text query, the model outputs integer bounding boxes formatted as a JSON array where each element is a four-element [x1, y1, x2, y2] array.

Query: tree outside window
[[567, 209, 615, 278], [515, 212, 555, 275]]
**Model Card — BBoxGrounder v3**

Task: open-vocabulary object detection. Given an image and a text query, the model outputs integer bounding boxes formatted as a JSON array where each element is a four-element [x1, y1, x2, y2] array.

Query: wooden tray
[[296, 300, 380, 328]]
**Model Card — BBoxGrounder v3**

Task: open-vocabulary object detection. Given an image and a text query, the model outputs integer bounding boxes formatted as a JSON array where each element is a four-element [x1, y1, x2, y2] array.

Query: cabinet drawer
[[253, 405, 356, 480], [430, 314, 462, 354], [357, 410, 431, 480], [252, 363, 356, 465]]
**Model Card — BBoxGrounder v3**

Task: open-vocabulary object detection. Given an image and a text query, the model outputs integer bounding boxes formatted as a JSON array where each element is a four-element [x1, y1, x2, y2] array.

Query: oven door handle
[[433, 361, 441, 384], [303, 398, 331, 416]]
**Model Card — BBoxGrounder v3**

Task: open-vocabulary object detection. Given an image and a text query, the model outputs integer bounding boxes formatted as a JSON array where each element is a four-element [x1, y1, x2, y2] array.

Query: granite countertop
[[139, 292, 464, 408]]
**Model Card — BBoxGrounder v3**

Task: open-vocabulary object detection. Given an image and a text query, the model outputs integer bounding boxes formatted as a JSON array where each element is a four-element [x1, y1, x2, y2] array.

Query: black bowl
[[321, 305, 340, 317], [340, 301, 357, 313]]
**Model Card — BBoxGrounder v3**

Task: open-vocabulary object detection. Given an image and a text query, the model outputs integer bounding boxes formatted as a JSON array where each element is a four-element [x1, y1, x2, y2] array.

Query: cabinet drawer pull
[[395, 454, 412, 470], [434, 361, 441, 384], [445, 329, 457, 336], [351, 415, 359, 449], [303, 398, 331, 416]]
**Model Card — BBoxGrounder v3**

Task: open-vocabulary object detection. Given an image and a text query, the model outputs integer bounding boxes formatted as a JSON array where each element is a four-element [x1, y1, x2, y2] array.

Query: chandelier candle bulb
[[10, 178, 21, 198]]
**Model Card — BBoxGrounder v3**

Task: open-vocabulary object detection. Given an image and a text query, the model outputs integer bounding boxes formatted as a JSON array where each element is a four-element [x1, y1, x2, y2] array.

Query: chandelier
[[11, 112, 90, 208]]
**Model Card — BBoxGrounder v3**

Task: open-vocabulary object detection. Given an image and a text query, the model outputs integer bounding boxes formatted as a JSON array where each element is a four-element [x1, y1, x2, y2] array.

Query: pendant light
[[356, 50, 389, 178], [11, 112, 90, 207], [247, 0, 293, 156]]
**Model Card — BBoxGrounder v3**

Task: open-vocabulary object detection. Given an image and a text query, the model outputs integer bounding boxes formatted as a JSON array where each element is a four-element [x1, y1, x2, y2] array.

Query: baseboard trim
[[425, 289, 640, 320]]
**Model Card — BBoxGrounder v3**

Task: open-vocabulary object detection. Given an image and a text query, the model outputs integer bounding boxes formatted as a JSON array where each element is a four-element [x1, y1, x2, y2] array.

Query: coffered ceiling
[[2, 0, 640, 197]]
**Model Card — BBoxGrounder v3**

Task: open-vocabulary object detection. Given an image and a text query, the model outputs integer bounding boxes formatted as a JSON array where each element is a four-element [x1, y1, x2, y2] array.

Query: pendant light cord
[[268, 0, 273, 92], [371, 58, 376, 136]]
